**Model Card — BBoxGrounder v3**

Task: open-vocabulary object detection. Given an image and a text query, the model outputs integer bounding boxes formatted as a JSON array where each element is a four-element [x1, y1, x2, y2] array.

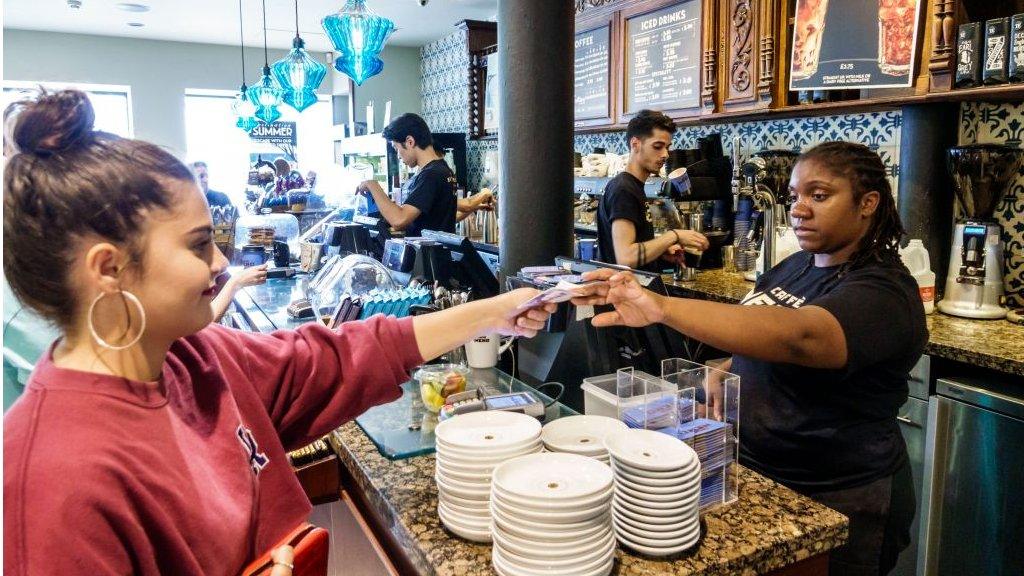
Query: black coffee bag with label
[[956, 22, 982, 88], [1010, 14, 1024, 83], [983, 17, 1010, 85]]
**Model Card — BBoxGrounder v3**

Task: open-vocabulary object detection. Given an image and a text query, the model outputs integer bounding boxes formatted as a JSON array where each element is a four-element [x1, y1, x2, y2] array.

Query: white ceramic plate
[[490, 500, 610, 535], [438, 507, 492, 542], [437, 439, 543, 461], [492, 524, 614, 561], [491, 482, 612, 512], [613, 477, 698, 503], [492, 545, 615, 576], [435, 463, 491, 484], [494, 534, 616, 572], [435, 411, 541, 450], [492, 453, 614, 501], [603, 429, 697, 472], [614, 486, 698, 511], [491, 506, 611, 543], [612, 498, 697, 527], [541, 415, 627, 455], [435, 469, 489, 491], [435, 474, 490, 500], [612, 461, 701, 489], [611, 457, 700, 481], [612, 513, 698, 541], [615, 524, 700, 557], [491, 490, 609, 524], [492, 521, 612, 554], [612, 492, 697, 518], [438, 501, 490, 527], [438, 491, 490, 512]]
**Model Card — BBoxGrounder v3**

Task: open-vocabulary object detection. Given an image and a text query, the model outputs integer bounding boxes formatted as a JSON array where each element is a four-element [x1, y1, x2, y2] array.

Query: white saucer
[[495, 533, 616, 572], [492, 453, 613, 501], [614, 477, 698, 503], [491, 491, 609, 524], [493, 522, 612, 556], [604, 429, 697, 472], [612, 499, 697, 527], [438, 507, 492, 542], [435, 474, 490, 500], [492, 482, 613, 511], [438, 491, 490, 512], [491, 506, 611, 542], [613, 492, 697, 518], [616, 523, 700, 557], [437, 438, 543, 461], [438, 501, 490, 527], [542, 415, 627, 454], [612, 459, 701, 487], [435, 469, 489, 491], [492, 525, 613, 561], [492, 545, 614, 576], [614, 486, 698, 511], [611, 457, 700, 480], [490, 500, 610, 534], [435, 411, 541, 450], [613, 513, 697, 541]]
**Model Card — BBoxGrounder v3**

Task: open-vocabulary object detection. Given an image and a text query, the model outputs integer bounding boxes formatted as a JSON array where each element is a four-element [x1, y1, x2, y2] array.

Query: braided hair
[[796, 141, 905, 279]]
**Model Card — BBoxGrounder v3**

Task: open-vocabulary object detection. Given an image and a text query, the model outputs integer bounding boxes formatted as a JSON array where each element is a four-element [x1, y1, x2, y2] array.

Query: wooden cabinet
[[926, 0, 1024, 93], [718, 0, 792, 112]]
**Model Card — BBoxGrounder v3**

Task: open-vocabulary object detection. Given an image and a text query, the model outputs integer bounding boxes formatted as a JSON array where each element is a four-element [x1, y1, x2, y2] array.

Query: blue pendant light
[[322, 0, 395, 86], [273, 0, 328, 112], [247, 0, 284, 124], [232, 0, 258, 132]]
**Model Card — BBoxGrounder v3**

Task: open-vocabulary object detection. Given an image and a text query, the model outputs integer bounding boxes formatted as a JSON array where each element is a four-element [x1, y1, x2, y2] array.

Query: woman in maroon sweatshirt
[[2, 90, 556, 576]]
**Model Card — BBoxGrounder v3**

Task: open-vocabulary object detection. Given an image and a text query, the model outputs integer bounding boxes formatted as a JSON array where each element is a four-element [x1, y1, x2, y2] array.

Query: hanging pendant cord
[[261, 0, 270, 67], [238, 0, 246, 83], [294, 0, 300, 37]]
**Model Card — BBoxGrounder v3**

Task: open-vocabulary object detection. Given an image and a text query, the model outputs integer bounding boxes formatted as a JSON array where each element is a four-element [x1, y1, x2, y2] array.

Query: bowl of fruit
[[415, 364, 470, 413]]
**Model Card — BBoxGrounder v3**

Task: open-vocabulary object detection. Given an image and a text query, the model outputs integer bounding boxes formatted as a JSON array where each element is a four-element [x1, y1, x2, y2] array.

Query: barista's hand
[[471, 189, 494, 211], [232, 263, 269, 288], [357, 180, 384, 197], [269, 545, 294, 576], [489, 288, 558, 338], [662, 244, 686, 264], [674, 229, 710, 251], [570, 269, 667, 328]]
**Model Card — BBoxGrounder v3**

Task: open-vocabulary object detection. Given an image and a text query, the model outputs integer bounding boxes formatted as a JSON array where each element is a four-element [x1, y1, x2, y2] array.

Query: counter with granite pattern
[[331, 421, 847, 576], [662, 270, 1024, 377]]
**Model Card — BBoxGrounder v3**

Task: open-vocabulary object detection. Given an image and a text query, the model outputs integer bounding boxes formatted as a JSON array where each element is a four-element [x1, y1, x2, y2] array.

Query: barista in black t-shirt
[[359, 113, 491, 237], [574, 142, 927, 576], [596, 110, 707, 271]]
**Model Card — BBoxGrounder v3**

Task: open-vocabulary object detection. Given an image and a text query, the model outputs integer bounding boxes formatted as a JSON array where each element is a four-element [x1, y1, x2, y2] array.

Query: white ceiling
[[3, 0, 498, 50]]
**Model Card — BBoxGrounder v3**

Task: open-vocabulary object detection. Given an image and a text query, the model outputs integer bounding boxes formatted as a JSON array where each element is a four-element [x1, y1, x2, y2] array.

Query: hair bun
[[13, 89, 95, 156]]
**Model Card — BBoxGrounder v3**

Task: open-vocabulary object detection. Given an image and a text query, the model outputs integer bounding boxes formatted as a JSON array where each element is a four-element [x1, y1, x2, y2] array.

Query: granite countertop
[[331, 421, 847, 576], [663, 270, 1024, 377]]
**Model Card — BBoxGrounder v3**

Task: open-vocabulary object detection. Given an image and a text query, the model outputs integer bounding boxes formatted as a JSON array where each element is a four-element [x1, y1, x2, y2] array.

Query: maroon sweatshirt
[[4, 316, 422, 575]]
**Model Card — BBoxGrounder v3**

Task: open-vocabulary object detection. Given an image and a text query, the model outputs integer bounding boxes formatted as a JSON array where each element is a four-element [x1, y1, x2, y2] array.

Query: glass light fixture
[[248, 0, 284, 124], [322, 0, 395, 86], [273, 0, 328, 112], [233, 0, 258, 132]]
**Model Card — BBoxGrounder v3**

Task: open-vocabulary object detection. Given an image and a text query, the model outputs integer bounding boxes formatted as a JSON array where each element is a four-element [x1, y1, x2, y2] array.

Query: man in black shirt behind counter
[[358, 113, 492, 237], [596, 109, 707, 272]]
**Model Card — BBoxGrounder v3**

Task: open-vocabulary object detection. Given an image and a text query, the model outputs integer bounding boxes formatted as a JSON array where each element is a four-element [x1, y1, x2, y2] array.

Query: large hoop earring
[[88, 290, 146, 351]]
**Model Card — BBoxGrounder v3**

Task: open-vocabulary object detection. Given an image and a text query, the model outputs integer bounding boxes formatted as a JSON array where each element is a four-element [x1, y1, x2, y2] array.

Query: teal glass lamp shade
[[233, 86, 259, 132], [272, 36, 328, 112], [236, 115, 260, 132], [247, 66, 284, 124], [322, 0, 395, 86]]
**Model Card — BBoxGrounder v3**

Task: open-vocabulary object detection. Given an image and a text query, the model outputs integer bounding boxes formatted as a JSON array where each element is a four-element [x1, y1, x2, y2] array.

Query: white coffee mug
[[465, 333, 514, 368]]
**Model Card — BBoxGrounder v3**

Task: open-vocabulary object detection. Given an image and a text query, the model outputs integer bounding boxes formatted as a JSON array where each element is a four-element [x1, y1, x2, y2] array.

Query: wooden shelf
[[574, 83, 1024, 133]]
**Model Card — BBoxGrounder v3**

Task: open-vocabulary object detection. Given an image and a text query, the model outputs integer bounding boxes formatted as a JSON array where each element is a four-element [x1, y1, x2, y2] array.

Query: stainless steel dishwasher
[[918, 376, 1024, 576], [892, 355, 930, 576]]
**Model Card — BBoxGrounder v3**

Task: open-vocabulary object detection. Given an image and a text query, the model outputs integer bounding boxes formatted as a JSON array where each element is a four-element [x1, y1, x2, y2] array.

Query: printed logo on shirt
[[236, 425, 270, 476], [740, 287, 807, 308]]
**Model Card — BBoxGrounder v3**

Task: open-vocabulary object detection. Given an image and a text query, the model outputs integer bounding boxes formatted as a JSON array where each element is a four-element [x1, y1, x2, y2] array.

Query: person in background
[[2, 90, 557, 575], [358, 113, 491, 236], [574, 141, 927, 576], [596, 109, 708, 272], [190, 161, 233, 208], [210, 263, 269, 323]]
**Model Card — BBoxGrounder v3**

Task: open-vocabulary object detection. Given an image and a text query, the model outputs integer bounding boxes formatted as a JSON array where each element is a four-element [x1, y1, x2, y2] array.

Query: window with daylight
[[184, 90, 334, 207], [2, 81, 133, 138]]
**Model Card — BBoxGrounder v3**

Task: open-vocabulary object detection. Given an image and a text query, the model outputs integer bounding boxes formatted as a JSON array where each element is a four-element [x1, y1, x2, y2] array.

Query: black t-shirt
[[205, 190, 232, 208], [596, 172, 659, 272], [734, 251, 928, 492], [403, 159, 457, 237]]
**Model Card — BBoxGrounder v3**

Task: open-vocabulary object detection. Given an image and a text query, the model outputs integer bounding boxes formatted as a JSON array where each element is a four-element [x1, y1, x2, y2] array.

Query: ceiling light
[[116, 3, 150, 12], [127, 22, 145, 27]]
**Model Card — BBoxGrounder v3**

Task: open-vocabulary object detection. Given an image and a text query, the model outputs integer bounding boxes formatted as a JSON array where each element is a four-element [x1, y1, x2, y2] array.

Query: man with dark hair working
[[190, 161, 233, 208], [596, 109, 707, 272], [358, 113, 492, 236]]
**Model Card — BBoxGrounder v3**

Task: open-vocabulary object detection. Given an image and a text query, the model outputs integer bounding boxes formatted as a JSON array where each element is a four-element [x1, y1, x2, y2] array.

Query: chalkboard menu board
[[625, 1, 702, 113], [575, 25, 611, 121]]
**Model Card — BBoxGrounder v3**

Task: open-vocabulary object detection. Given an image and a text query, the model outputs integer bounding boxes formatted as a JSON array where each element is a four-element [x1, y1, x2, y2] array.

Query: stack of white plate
[[604, 429, 702, 557], [540, 415, 628, 465], [490, 453, 616, 576], [434, 411, 543, 542]]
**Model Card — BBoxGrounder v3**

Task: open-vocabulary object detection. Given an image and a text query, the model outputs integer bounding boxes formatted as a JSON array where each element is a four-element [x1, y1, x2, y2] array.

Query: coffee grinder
[[937, 144, 1022, 319]]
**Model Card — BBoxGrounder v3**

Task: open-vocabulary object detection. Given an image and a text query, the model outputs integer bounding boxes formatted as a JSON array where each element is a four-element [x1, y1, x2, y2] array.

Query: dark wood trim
[[292, 454, 341, 506], [574, 12, 620, 129], [456, 19, 498, 53]]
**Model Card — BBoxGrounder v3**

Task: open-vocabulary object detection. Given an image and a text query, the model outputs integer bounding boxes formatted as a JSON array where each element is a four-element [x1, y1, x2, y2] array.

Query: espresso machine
[[937, 144, 1022, 319]]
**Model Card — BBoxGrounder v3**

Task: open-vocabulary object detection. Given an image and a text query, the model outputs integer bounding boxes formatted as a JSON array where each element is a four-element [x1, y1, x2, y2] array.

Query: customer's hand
[[233, 263, 269, 288], [673, 229, 710, 251], [570, 268, 667, 328], [269, 545, 294, 576], [489, 288, 558, 338]]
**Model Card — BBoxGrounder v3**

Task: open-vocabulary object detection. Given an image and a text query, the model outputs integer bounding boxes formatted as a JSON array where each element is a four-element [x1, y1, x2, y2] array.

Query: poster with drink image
[[789, 0, 923, 90]]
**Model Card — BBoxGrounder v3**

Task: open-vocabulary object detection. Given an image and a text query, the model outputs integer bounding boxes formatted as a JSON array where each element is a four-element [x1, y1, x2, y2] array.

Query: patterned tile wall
[[959, 101, 1024, 309], [574, 111, 904, 197]]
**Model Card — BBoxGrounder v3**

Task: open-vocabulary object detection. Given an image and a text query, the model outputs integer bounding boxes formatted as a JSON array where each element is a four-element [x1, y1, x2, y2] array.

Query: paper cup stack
[[604, 429, 702, 557], [434, 411, 543, 542], [540, 415, 628, 465], [490, 453, 616, 576]]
